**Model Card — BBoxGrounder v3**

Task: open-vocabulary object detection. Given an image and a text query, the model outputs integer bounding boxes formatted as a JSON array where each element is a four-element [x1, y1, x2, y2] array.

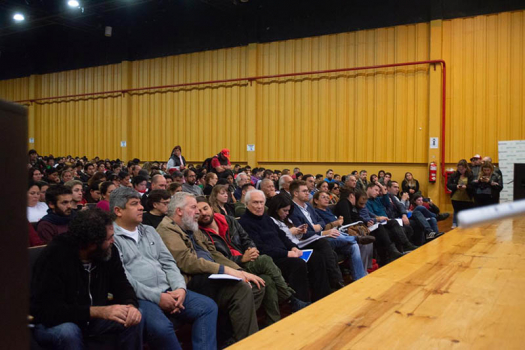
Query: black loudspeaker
[[514, 164, 525, 201], [0, 99, 29, 349]]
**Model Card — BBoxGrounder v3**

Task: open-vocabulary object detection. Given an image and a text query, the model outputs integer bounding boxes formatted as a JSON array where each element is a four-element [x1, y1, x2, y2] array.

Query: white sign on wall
[[498, 140, 525, 203], [120, 141, 127, 147], [29, 138, 34, 144], [247, 144, 255, 152], [430, 137, 439, 149]]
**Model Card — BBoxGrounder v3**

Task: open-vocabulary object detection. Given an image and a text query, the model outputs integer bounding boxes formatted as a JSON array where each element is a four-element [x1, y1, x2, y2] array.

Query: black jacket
[[472, 173, 503, 198], [239, 209, 297, 259], [333, 198, 362, 225], [203, 215, 256, 265], [446, 171, 474, 198], [30, 234, 138, 328]]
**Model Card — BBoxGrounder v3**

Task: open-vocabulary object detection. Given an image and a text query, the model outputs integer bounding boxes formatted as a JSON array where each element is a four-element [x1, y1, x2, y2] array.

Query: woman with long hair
[[401, 172, 420, 198], [472, 161, 502, 206], [209, 184, 235, 216], [446, 159, 474, 228], [203, 172, 218, 196], [29, 167, 44, 182], [267, 193, 345, 291]]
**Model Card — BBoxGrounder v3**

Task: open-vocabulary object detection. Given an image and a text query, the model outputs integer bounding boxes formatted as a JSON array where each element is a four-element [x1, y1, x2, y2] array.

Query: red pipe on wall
[[14, 59, 447, 175]]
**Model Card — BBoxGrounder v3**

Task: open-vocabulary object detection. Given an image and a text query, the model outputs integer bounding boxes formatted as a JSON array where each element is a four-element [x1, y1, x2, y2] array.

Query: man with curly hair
[[31, 209, 144, 350]]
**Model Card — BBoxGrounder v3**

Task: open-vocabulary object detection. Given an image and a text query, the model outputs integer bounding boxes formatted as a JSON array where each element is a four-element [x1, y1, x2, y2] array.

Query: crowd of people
[[26, 147, 503, 349]]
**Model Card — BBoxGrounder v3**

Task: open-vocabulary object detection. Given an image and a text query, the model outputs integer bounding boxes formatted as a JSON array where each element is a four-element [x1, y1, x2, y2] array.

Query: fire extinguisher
[[429, 161, 437, 183]]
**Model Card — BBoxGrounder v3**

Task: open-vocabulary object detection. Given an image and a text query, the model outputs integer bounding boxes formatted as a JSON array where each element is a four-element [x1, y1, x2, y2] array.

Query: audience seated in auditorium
[[260, 178, 277, 201], [31, 209, 144, 350], [356, 170, 368, 191], [37, 184, 74, 244], [289, 181, 367, 281], [209, 184, 235, 217], [29, 167, 44, 182], [156, 192, 264, 345], [28, 180, 49, 223], [110, 187, 217, 350], [363, 183, 418, 253], [324, 169, 335, 183], [168, 182, 182, 196], [353, 190, 404, 264], [96, 181, 116, 212], [79, 163, 95, 183], [386, 181, 439, 243], [302, 174, 316, 200], [38, 181, 49, 203], [141, 189, 171, 229], [140, 174, 167, 209], [44, 168, 60, 184], [407, 194, 443, 240], [119, 171, 132, 188], [278, 175, 293, 198], [239, 190, 332, 302], [203, 172, 218, 196], [131, 175, 148, 197], [328, 182, 340, 204], [234, 183, 255, 217], [267, 193, 345, 290], [196, 197, 307, 325], [344, 174, 358, 190], [64, 179, 86, 210], [401, 172, 420, 198], [234, 172, 250, 200], [182, 169, 204, 196]]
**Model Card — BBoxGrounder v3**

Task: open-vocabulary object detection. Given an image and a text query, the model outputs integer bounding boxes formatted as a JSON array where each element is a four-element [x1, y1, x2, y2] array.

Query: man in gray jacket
[[110, 187, 218, 350]]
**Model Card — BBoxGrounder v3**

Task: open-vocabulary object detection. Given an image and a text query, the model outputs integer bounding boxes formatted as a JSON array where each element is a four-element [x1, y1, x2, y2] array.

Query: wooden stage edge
[[228, 217, 525, 350]]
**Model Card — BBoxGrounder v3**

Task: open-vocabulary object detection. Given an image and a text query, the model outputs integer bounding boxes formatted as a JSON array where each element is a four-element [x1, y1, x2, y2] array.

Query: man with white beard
[[156, 192, 265, 346]]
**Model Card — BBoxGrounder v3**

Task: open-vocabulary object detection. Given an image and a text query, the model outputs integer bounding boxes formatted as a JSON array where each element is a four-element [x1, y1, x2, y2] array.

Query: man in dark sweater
[[38, 184, 75, 243], [31, 209, 143, 350], [239, 190, 332, 302]]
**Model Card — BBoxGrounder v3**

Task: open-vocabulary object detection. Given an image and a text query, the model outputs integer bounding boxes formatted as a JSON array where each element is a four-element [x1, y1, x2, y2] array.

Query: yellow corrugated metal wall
[[127, 47, 250, 162], [256, 23, 431, 163], [33, 64, 123, 159], [443, 10, 525, 163], [1, 9, 525, 206]]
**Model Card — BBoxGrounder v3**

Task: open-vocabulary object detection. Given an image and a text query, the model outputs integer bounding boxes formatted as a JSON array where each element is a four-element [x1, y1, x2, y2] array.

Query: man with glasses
[[142, 190, 171, 229], [182, 168, 204, 196]]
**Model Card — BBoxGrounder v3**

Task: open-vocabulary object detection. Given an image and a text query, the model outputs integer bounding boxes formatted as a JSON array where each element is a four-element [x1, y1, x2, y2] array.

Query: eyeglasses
[[333, 187, 339, 190]]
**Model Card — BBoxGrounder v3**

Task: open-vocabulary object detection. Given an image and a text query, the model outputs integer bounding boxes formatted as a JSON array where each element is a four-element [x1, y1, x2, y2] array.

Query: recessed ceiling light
[[13, 13, 25, 22], [68, 0, 80, 7]]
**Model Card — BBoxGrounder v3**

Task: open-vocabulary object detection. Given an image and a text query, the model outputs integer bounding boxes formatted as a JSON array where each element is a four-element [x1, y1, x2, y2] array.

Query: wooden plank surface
[[228, 217, 525, 350]]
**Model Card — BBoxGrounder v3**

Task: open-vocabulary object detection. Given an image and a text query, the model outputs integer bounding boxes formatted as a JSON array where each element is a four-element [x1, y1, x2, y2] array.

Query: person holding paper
[[351, 189, 404, 264], [156, 192, 265, 345], [239, 190, 333, 302], [196, 197, 309, 325], [110, 187, 218, 350], [314, 190, 375, 273], [289, 181, 369, 281], [267, 193, 345, 291]]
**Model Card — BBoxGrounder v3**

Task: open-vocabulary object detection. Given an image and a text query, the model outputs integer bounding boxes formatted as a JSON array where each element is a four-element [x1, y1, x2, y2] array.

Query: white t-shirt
[[27, 202, 49, 223], [119, 226, 139, 243]]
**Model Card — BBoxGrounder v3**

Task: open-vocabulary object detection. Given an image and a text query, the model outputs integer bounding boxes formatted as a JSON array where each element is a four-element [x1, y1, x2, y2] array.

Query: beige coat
[[156, 216, 241, 283]]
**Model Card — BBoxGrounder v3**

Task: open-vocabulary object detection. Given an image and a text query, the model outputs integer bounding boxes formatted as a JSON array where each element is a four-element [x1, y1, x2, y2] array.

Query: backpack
[[202, 157, 214, 173]]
